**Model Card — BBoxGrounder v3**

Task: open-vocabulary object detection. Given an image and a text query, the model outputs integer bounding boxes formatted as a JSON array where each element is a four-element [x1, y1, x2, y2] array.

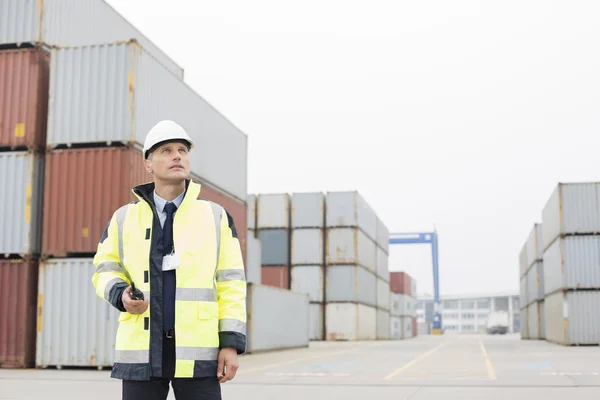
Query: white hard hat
[[143, 120, 194, 159]]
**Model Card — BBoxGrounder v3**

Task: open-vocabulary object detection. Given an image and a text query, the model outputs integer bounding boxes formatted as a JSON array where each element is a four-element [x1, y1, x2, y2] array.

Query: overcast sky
[[106, 0, 600, 297]]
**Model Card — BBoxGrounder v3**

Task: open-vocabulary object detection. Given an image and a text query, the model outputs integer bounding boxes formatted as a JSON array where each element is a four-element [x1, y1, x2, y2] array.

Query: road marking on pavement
[[239, 348, 357, 374], [383, 342, 447, 380], [479, 340, 497, 381]]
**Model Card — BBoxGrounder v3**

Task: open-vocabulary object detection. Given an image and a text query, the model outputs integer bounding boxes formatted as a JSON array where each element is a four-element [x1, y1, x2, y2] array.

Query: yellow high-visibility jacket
[[92, 180, 246, 381]]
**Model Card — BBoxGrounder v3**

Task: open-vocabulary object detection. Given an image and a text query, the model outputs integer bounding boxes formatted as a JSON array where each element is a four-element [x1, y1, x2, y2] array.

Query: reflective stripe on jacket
[[92, 179, 247, 381]]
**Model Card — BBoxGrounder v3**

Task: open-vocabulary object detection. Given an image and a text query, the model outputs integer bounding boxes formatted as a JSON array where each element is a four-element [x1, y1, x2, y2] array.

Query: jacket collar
[[132, 179, 201, 211]]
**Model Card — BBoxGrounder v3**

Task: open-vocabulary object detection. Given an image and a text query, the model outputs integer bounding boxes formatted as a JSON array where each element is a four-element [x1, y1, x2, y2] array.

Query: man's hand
[[217, 347, 239, 383], [122, 286, 148, 315]]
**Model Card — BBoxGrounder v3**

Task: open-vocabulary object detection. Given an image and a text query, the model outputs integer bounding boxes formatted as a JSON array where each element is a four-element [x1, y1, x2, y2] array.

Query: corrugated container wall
[[526, 223, 544, 268], [309, 304, 324, 340], [246, 284, 309, 353], [390, 293, 416, 317], [539, 300, 546, 339], [390, 316, 402, 339], [291, 192, 324, 228], [543, 236, 600, 295], [377, 309, 390, 340], [258, 229, 289, 266], [390, 272, 412, 296], [0, 152, 44, 256], [376, 247, 389, 282], [245, 235, 261, 284], [526, 262, 543, 305], [520, 306, 529, 339], [42, 147, 147, 256], [527, 301, 540, 339], [377, 278, 390, 311], [519, 243, 528, 278], [0, 0, 184, 79], [326, 228, 376, 273], [260, 266, 288, 289], [545, 291, 600, 345], [256, 193, 289, 229], [247, 195, 256, 230], [542, 183, 600, 251], [376, 217, 389, 254], [36, 259, 119, 368], [401, 317, 413, 339], [326, 265, 376, 307], [519, 277, 528, 309], [291, 266, 324, 303], [326, 191, 377, 241], [291, 229, 323, 265], [0, 48, 50, 151], [47, 42, 247, 202], [0, 260, 38, 368], [325, 303, 377, 341]]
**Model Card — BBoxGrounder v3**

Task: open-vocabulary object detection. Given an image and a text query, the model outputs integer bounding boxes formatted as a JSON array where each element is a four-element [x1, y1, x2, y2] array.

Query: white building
[[416, 291, 520, 334]]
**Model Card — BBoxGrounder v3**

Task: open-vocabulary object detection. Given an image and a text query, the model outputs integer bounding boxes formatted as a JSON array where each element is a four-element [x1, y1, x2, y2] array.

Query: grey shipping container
[[376, 216, 389, 254], [257, 193, 290, 229], [527, 301, 540, 339], [526, 223, 544, 268], [326, 227, 376, 274], [390, 292, 416, 318], [309, 303, 324, 341], [376, 247, 389, 282], [543, 236, 600, 295], [258, 229, 289, 266], [291, 266, 324, 303], [390, 316, 402, 340], [326, 191, 377, 241], [401, 316, 413, 339], [325, 303, 376, 341], [291, 229, 323, 265], [47, 41, 247, 201], [247, 195, 256, 230], [542, 183, 600, 251], [246, 234, 261, 285], [377, 278, 390, 311], [526, 262, 543, 305], [520, 306, 529, 339], [36, 258, 119, 368], [291, 192, 324, 228], [519, 276, 528, 309], [246, 283, 309, 353], [545, 290, 600, 346], [0, 0, 183, 79], [326, 265, 376, 307], [377, 309, 390, 340], [0, 152, 44, 256], [519, 242, 528, 279]]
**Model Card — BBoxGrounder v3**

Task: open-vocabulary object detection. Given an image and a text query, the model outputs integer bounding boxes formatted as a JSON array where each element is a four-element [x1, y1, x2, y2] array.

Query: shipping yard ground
[[2, 334, 600, 399]]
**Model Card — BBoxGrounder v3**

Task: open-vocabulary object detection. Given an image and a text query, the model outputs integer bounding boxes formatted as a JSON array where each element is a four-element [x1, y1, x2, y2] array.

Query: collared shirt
[[153, 189, 186, 229]]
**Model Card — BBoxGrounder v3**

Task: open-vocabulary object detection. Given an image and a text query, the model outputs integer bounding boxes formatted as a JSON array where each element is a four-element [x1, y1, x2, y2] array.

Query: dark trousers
[[122, 335, 221, 400]]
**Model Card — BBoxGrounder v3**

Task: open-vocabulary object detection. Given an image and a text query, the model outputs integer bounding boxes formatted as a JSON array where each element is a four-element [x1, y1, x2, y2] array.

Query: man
[[92, 120, 247, 400]]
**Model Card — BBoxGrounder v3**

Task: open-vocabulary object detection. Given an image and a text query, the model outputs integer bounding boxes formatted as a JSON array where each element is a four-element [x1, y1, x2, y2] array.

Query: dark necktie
[[163, 202, 177, 333]]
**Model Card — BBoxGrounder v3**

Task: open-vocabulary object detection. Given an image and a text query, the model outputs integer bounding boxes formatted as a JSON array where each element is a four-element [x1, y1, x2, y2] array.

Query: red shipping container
[[0, 47, 50, 151], [390, 271, 412, 295], [412, 317, 417, 338], [0, 259, 38, 368], [43, 147, 247, 262], [261, 266, 289, 289]]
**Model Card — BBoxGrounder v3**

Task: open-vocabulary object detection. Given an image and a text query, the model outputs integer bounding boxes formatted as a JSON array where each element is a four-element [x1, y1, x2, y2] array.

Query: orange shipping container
[[0, 259, 38, 368], [42, 147, 247, 262], [0, 47, 50, 151]]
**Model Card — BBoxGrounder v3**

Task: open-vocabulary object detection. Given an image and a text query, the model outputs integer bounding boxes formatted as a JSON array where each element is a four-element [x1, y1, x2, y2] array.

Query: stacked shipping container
[[0, 47, 50, 368], [518, 243, 529, 339], [375, 217, 391, 340], [390, 272, 417, 339], [522, 223, 545, 340]]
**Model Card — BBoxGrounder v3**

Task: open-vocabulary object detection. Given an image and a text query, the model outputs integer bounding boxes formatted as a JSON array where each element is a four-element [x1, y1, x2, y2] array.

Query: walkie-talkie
[[130, 281, 144, 301]]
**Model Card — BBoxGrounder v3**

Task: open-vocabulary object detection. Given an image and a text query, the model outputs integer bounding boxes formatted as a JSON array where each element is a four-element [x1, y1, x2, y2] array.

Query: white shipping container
[[519, 276, 528, 309], [291, 266, 324, 303], [246, 283, 310, 353], [326, 191, 377, 242], [326, 265, 377, 307], [246, 234, 261, 285], [526, 223, 544, 268], [401, 316, 413, 339], [545, 290, 600, 346], [309, 303, 324, 341], [542, 183, 600, 251], [376, 216, 389, 254], [291, 192, 324, 228], [526, 262, 543, 305], [0, 152, 44, 256], [377, 278, 390, 311], [326, 227, 376, 273], [527, 301, 540, 339], [520, 306, 529, 339], [543, 236, 600, 295], [48, 42, 247, 201], [291, 229, 323, 265], [257, 193, 290, 229], [376, 247, 389, 282], [390, 316, 402, 340], [0, 0, 183, 79], [36, 258, 119, 368], [247, 194, 256, 230], [519, 242, 528, 279], [325, 303, 377, 341], [377, 309, 390, 340], [390, 293, 416, 317]]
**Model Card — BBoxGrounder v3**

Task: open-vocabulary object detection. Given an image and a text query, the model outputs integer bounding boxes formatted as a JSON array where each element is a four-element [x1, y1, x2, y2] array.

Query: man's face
[[144, 141, 191, 183]]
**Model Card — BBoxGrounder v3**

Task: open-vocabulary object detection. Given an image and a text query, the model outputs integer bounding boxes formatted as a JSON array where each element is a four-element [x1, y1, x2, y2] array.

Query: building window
[[477, 300, 489, 309], [462, 301, 475, 309], [444, 300, 458, 309], [462, 313, 475, 319]]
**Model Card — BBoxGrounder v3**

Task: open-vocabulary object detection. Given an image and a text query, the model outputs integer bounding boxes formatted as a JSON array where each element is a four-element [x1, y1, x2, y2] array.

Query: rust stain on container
[[261, 266, 289, 289], [0, 259, 39, 368], [0, 47, 50, 151]]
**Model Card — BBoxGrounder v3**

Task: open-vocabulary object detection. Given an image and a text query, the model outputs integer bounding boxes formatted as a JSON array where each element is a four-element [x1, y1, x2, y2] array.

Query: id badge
[[162, 253, 180, 271]]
